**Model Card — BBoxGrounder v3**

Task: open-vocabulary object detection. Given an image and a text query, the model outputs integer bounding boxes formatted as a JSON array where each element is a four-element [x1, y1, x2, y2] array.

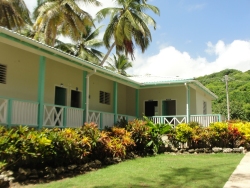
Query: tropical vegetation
[[33, 0, 101, 46], [1, 119, 249, 172], [55, 25, 104, 64], [196, 69, 250, 121], [96, 0, 160, 65], [105, 54, 133, 76], [0, 0, 31, 30]]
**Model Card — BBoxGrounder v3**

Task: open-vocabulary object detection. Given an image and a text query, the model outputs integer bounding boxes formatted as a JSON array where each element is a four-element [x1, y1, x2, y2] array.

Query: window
[[0, 64, 6, 84], [99, 91, 110, 105], [203, 101, 207, 114]]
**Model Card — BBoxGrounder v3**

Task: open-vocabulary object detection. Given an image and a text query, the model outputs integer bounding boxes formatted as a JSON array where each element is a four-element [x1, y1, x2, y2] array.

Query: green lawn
[[26, 153, 243, 188]]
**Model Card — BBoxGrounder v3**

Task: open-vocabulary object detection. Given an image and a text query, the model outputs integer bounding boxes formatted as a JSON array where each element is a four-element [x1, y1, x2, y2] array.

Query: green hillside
[[196, 69, 250, 121]]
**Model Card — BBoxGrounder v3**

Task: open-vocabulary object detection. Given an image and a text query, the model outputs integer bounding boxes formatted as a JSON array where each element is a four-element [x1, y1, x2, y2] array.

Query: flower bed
[[0, 119, 250, 186]]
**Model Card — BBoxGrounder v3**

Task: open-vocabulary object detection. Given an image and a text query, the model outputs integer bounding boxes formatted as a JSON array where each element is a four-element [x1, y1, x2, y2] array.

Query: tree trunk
[[100, 42, 116, 66]]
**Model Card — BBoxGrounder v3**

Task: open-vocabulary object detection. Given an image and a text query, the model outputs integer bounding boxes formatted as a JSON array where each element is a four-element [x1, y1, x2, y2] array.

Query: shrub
[[126, 119, 151, 155], [175, 123, 193, 144], [0, 125, 94, 170], [233, 122, 250, 147], [209, 122, 229, 147], [144, 117, 173, 154], [126, 118, 173, 155], [97, 127, 135, 159]]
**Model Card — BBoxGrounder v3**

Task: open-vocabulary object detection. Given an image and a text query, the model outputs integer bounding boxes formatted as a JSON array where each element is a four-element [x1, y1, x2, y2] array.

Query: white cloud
[[127, 40, 250, 78], [23, 0, 37, 13], [206, 40, 227, 56], [187, 3, 206, 12]]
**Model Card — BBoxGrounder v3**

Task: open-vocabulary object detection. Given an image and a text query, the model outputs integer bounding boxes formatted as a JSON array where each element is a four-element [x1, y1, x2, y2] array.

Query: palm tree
[[33, 0, 101, 46], [96, 0, 160, 66], [55, 25, 104, 65], [0, 0, 31, 30], [105, 54, 132, 76]]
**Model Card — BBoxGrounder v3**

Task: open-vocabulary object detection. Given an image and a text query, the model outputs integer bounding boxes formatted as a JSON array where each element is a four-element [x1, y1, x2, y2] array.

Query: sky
[[24, 0, 250, 78]]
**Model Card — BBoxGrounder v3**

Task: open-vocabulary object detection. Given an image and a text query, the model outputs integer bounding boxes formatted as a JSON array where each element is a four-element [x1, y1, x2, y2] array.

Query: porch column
[[85, 74, 90, 123], [136, 89, 139, 118], [185, 83, 190, 123], [38, 56, 46, 129], [113, 82, 118, 124], [82, 71, 87, 124], [85, 70, 96, 123]]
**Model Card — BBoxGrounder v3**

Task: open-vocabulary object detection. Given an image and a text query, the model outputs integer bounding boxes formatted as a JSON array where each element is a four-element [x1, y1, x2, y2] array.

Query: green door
[[54, 86, 66, 126], [55, 86, 66, 106], [162, 100, 176, 116], [162, 101, 168, 116], [162, 100, 176, 124], [71, 90, 81, 108]]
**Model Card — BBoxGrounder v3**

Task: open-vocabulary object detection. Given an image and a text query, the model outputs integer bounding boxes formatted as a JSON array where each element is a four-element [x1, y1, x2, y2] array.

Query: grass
[[25, 153, 243, 188]]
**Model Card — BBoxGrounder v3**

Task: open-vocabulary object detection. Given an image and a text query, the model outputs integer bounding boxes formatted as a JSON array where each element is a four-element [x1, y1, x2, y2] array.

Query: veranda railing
[[0, 97, 38, 126], [149, 114, 222, 127], [0, 96, 221, 129]]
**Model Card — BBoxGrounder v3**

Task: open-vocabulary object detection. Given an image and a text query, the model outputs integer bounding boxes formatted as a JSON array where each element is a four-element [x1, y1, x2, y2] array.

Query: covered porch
[[0, 96, 221, 129], [0, 96, 136, 129]]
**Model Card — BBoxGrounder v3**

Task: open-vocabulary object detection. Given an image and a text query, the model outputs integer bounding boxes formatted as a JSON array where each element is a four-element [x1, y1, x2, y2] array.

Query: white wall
[[196, 89, 212, 114], [126, 87, 136, 116], [0, 42, 39, 101], [89, 75, 113, 113], [44, 58, 83, 105], [139, 86, 187, 116]]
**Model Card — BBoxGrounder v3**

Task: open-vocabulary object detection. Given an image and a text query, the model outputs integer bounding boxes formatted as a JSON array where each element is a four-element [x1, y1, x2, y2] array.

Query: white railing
[[0, 98, 8, 124], [117, 114, 136, 122], [117, 115, 125, 121], [12, 100, 38, 125], [103, 113, 114, 128], [44, 105, 64, 126], [150, 116, 187, 127], [190, 114, 221, 127], [88, 111, 101, 127], [149, 114, 221, 127], [66, 107, 84, 128], [88, 111, 137, 129], [128, 116, 136, 121]]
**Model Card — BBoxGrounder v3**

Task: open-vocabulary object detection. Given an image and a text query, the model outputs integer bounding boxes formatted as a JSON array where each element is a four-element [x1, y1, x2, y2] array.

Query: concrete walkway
[[223, 152, 250, 188]]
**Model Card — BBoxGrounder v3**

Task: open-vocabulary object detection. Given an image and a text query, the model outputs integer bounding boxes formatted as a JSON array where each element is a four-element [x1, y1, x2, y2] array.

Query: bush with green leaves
[[1, 120, 250, 172], [97, 127, 135, 159], [143, 117, 173, 154], [0, 125, 93, 170], [126, 118, 173, 155], [126, 119, 151, 155], [175, 123, 193, 144]]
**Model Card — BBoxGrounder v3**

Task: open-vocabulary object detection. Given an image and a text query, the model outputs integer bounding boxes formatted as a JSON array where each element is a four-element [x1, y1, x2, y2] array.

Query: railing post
[[113, 82, 118, 125], [63, 107, 67, 128], [82, 71, 87, 124], [38, 56, 46, 129], [100, 112, 103, 130], [184, 83, 190, 123], [7, 99, 12, 129], [218, 114, 221, 122], [136, 89, 139, 118]]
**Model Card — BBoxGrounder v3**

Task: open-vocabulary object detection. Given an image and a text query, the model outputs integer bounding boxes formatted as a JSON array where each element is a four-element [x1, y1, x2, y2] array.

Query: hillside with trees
[[196, 69, 250, 121]]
